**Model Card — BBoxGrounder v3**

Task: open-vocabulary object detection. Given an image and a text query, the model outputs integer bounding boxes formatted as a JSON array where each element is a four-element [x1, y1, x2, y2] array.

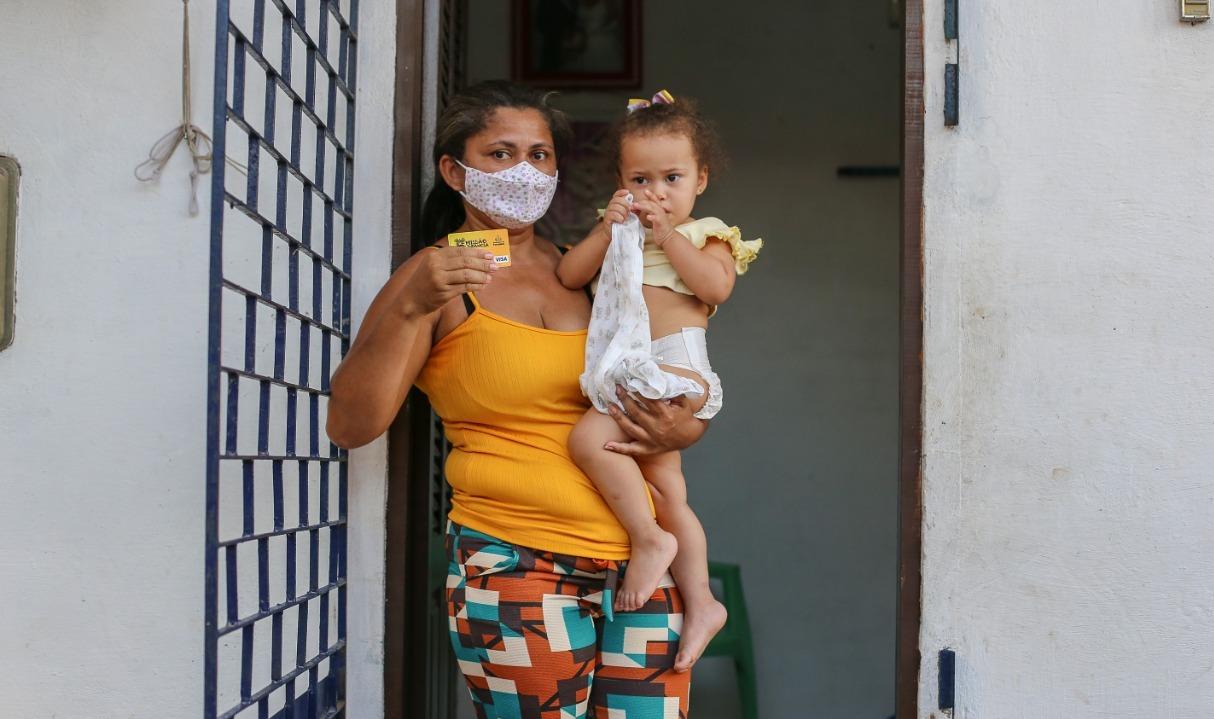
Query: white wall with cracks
[[920, 2, 1214, 717]]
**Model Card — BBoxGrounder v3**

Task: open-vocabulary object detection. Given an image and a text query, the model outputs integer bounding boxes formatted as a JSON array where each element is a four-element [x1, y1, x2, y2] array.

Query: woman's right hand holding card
[[400, 247, 497, 318]]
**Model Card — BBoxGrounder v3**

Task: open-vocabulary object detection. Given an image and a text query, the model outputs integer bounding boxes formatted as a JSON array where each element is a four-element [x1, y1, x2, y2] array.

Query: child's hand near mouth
[[633, 189, 678, 246]]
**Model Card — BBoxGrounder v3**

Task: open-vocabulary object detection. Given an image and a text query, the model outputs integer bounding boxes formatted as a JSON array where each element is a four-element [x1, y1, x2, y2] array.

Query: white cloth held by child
[[580, 202, 706, 414]]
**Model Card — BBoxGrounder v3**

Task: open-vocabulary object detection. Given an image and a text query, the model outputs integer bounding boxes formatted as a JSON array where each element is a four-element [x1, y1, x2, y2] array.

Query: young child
[[557, 91, 762, 672]]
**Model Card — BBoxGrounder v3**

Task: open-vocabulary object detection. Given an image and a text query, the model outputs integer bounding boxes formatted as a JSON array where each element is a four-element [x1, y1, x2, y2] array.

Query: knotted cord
[[135, 0, 244, 215]]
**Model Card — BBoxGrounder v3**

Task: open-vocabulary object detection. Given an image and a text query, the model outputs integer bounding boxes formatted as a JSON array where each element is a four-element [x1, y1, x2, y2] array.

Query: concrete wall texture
[[919, 2, 1214, 717], [0, 2, 396, 717]]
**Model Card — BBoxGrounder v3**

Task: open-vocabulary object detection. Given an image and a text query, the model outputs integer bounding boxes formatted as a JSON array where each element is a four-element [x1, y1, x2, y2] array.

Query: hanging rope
[[135, 0, 244, 216]]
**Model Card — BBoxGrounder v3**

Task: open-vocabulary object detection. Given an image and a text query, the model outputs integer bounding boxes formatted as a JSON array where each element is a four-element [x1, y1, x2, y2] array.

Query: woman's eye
[[531, 151, 548, 161], [492, 150, 510, 160]]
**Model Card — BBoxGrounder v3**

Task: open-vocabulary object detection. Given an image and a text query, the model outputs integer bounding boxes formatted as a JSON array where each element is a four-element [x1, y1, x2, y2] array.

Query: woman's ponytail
[[420, 180, 465, 243]]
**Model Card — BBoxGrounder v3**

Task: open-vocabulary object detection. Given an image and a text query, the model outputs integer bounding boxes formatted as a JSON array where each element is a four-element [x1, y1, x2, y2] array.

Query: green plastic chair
[[702, 561, 758, 719]]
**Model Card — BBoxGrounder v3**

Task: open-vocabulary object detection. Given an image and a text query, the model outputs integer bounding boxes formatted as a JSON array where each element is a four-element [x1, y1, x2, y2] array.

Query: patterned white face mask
[[457, 160, 559, 229]]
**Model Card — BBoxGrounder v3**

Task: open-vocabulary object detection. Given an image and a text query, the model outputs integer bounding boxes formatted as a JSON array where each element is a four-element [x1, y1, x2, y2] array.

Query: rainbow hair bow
[[626, 89, 675, 114]]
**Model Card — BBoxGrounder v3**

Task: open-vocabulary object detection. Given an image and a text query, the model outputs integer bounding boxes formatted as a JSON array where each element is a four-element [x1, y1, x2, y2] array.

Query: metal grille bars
[[205, 1, 357, 717]]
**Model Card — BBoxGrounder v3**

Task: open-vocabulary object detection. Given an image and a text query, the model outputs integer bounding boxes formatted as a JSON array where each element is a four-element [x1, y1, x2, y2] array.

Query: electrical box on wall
[[0, 156, 16, 351], [1181, 0, 1211, 22]]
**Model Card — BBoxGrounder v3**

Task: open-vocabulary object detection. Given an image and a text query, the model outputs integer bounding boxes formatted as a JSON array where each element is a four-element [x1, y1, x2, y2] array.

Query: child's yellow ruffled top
[[593, 212, 763, 314], [644, 217, 762, 304]]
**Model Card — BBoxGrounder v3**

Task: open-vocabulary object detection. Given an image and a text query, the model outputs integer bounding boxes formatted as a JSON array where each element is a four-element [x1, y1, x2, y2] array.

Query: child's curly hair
[[608, 96, 727, 176]]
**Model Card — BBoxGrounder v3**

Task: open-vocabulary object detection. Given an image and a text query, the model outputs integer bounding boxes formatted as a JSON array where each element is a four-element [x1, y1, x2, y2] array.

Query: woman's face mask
[[457, 160, 559, 229]]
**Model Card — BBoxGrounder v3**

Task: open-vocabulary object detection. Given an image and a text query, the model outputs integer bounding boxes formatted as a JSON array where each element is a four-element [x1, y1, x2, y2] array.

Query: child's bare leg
[[569, 409, 677, 612], [639, 451, 729, 674]]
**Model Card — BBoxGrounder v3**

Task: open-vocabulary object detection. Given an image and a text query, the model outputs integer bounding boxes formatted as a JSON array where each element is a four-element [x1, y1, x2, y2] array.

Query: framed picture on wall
[[512, 0, 642, 88]]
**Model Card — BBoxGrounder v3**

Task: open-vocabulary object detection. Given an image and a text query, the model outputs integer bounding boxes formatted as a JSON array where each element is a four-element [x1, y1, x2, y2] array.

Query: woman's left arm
[[604, 387, 708, 456]]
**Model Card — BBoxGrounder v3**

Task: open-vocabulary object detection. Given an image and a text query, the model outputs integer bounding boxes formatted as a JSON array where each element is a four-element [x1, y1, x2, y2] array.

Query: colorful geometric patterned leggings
[[446, 522, 692, 718]]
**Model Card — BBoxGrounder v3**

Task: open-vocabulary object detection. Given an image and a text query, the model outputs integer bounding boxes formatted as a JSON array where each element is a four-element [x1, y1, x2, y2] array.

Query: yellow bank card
[[447, 229, 511, 267]]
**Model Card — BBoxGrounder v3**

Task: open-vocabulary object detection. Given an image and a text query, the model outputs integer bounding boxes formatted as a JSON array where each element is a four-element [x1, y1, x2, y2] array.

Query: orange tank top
[[414, 292, 633, 559]]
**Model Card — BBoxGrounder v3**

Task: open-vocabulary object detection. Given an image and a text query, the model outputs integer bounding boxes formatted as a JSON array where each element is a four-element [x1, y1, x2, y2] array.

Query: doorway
[[387, 1, 924, 717]]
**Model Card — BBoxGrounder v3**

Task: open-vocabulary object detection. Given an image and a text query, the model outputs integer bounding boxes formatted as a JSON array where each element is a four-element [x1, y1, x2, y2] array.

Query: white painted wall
[[344, 0, 396, 716], [0, 1, 394, 716], [919, 3, 1214, 717], [466, 3, 902, 718]]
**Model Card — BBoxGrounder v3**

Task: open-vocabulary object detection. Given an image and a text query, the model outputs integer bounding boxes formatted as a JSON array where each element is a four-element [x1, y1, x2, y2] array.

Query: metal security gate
[[204, 1, 358, 717]]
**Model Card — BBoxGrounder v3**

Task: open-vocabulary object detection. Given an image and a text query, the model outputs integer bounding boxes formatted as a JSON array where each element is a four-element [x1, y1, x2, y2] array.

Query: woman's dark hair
[[421, 80, 573, 241], [607, 96, 726, 176]]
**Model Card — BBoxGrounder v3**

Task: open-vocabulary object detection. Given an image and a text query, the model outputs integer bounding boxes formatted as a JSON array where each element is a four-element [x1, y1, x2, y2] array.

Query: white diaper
[[651, 327, 723, 420]]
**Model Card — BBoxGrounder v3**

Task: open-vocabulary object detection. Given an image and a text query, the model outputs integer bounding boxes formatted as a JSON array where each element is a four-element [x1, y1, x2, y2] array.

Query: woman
[[327, 81, 707, 717]]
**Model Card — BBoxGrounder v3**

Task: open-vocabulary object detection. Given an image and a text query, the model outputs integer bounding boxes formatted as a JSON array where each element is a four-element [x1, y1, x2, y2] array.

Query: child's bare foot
[[616, 530, 678, 611], [674, 598, 728, 672]]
